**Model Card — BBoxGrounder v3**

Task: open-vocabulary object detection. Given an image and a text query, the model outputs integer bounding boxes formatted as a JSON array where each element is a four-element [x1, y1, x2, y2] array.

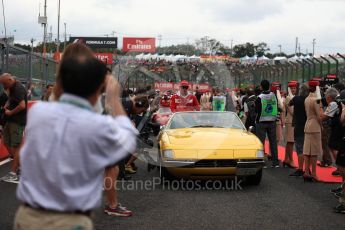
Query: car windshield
[[158, 107, 172, 114], [166, 112, 245, 130]]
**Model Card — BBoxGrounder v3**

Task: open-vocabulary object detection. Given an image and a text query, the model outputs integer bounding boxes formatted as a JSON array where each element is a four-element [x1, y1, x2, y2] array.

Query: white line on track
[[0, 158, 12, 166]]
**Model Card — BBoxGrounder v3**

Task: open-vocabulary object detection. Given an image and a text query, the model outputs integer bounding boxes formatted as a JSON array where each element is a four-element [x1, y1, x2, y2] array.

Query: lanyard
[[59, 99, 93, 111]]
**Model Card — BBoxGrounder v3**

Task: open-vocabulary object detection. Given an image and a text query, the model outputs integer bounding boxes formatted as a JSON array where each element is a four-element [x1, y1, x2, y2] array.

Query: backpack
[[246, 97, 257, 122]]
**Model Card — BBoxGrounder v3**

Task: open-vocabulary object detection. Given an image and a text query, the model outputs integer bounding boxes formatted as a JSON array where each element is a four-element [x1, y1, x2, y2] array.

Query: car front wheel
[[246, 169, 262, 185]]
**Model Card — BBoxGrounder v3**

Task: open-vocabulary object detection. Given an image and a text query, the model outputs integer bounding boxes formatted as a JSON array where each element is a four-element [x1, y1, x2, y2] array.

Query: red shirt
[[160, 96, 171, 108], [170, 94, 200, 112]]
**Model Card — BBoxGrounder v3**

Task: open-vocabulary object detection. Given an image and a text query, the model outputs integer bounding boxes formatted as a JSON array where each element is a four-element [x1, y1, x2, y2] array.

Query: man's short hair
[[247, 88, 254, 96], [46, 84, 54, 89], [325, 87, 339, 101], [59, 57, 107, 98], [299, 84, 309, 97], [260, 80, 270, 91]]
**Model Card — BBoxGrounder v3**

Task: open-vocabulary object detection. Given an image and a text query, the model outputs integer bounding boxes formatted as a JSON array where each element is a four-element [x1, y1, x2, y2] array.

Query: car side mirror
[[248, 126, 254, 133]]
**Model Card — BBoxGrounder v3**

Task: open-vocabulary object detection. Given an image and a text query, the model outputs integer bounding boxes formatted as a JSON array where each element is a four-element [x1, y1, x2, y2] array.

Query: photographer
[[14, 50, 137, 229], [121, 95, 150, 176], [320, 88, 342, 177], [333, 90, 345, 214]]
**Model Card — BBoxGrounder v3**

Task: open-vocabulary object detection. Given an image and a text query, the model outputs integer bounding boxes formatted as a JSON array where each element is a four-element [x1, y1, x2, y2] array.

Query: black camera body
[[137, 110, 160, 149], [319, 75, 339, 89]]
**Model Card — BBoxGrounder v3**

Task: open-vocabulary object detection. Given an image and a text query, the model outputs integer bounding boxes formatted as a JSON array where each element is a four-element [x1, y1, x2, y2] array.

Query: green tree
[[195, 37, 225, 55], [233, 43, 256, 57], [157, 44, 197, 55], [233, 42, 270, 58], [14, 43, 31, 51], [255, 42, 270, 57]]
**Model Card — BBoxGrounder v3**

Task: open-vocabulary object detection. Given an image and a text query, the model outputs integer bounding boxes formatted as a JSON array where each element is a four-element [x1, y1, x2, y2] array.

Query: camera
[[319, 74, 339, 89]]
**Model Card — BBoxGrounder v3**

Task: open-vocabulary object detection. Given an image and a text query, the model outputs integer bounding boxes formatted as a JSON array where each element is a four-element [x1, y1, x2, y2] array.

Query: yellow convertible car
[[157, 111, 265, 185]]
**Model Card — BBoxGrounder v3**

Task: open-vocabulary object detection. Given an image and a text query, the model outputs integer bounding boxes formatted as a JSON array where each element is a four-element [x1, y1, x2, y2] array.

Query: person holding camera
[[13, 48, 137, 229], [320, 88, 342, 176], [333, 90, 345, 214], [121, 95, 150, 175]]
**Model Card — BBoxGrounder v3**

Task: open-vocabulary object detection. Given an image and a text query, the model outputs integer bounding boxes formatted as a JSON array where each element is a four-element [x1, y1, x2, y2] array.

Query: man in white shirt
[[321, 87, 342, 176], [13, 55, 137, 230]]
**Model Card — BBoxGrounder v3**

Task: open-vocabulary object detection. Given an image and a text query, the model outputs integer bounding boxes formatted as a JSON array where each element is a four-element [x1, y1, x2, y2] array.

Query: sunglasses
[[181, 86, 189, 90]]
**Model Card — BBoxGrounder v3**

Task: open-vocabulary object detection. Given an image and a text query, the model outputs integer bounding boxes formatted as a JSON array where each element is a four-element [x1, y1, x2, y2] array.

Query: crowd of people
[[0, 43, 344, 229], [153, 77, 345, 214]]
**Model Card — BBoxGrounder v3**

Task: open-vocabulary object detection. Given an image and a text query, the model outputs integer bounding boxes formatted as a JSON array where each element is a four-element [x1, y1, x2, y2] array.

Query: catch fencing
[[0, 42, 57, 86]]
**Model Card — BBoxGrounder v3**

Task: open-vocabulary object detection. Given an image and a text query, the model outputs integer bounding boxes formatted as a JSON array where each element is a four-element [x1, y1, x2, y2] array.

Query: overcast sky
[[2, 0, 345, 54]]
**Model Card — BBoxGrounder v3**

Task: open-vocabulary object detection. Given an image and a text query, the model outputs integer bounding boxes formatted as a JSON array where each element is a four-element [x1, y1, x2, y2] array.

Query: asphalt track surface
[[0, 158, 344, 230]]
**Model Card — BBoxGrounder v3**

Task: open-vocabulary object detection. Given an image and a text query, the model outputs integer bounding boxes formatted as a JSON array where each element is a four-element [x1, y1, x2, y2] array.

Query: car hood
[[164, 128, 261, 149]]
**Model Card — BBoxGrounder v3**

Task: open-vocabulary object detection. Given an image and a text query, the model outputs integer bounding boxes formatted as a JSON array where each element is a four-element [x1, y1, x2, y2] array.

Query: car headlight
[[162, 150, 174, 159], [256, 150, 264, 158]]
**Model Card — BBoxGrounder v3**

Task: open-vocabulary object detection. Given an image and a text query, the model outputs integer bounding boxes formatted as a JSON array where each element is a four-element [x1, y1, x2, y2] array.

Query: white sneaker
[[1, 172, 19, 183]]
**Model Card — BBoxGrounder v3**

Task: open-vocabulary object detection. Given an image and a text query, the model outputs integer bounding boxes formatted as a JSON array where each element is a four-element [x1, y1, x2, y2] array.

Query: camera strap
[[137, 110, 151, 132]]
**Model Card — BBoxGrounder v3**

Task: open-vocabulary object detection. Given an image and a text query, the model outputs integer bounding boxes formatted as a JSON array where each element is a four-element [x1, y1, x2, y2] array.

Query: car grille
[[191, 160, 237, 168]]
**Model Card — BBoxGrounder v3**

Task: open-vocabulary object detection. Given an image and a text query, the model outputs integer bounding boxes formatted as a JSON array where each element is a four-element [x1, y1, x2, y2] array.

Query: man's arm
[[170, 95, 177, 112], [5, 100, 26, 116], [104, 75, 126, 116], [192, 95, 200, 111], [320, 101, 339, 122]]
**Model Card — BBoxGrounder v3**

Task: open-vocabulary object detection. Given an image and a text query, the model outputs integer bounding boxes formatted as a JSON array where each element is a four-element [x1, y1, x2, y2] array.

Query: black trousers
[[256, 122, 279, 164]]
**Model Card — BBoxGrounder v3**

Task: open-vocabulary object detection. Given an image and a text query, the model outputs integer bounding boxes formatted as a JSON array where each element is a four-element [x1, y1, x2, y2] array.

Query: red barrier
[[0, 139, 8, 160]]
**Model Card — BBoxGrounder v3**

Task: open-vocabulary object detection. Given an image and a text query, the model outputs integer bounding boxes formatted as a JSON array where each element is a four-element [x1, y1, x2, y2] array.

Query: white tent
[[158, 54, 166, 60], [135, 53, 144, 60], [143, 53, 152, 60], [273, 56, 287, 61], [167, 54, 174, 62], [151, 54, 159, 59], [189, 55, 200, 61], [258, 55, 270, 60], [288, 55, 300, 62], [241, 55, 250, 60]]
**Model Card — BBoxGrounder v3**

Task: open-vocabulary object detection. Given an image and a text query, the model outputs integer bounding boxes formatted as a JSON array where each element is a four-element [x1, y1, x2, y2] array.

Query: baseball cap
[[308, 80, 319, 87], [288, 80, 298, 87], [180, 80, 189, 87]]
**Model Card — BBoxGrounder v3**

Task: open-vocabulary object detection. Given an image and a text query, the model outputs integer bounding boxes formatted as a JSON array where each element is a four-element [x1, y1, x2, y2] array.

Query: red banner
[[154, 82, 210, 93], [123, 37, 156, 53], [154, 82, 174, 92], [95, 53, 113, 65], [192, 83, 210, 93]]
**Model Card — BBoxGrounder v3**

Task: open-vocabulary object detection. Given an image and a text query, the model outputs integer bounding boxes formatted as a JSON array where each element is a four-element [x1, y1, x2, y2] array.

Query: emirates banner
[[123, 37, 156, 53], [154, 82, 210, 93], [154, 82, 174, 92], [95, 53, 113, 65]]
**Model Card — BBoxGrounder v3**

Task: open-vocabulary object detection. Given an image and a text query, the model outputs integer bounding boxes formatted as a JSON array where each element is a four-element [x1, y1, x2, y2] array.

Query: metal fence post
[[313, 58, 323, 77], [0, 43, 4, 73], [307, 59, 316, 78], [320, 56, 331, 75], [329, 55, 339, 77], [296, 60, 305, 83], [28, 50, 32, 89]]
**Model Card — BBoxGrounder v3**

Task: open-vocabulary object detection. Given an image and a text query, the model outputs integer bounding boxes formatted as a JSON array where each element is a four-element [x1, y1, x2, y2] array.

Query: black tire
[[246, 169, 262, 186], [160, 166, 175, 181]]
